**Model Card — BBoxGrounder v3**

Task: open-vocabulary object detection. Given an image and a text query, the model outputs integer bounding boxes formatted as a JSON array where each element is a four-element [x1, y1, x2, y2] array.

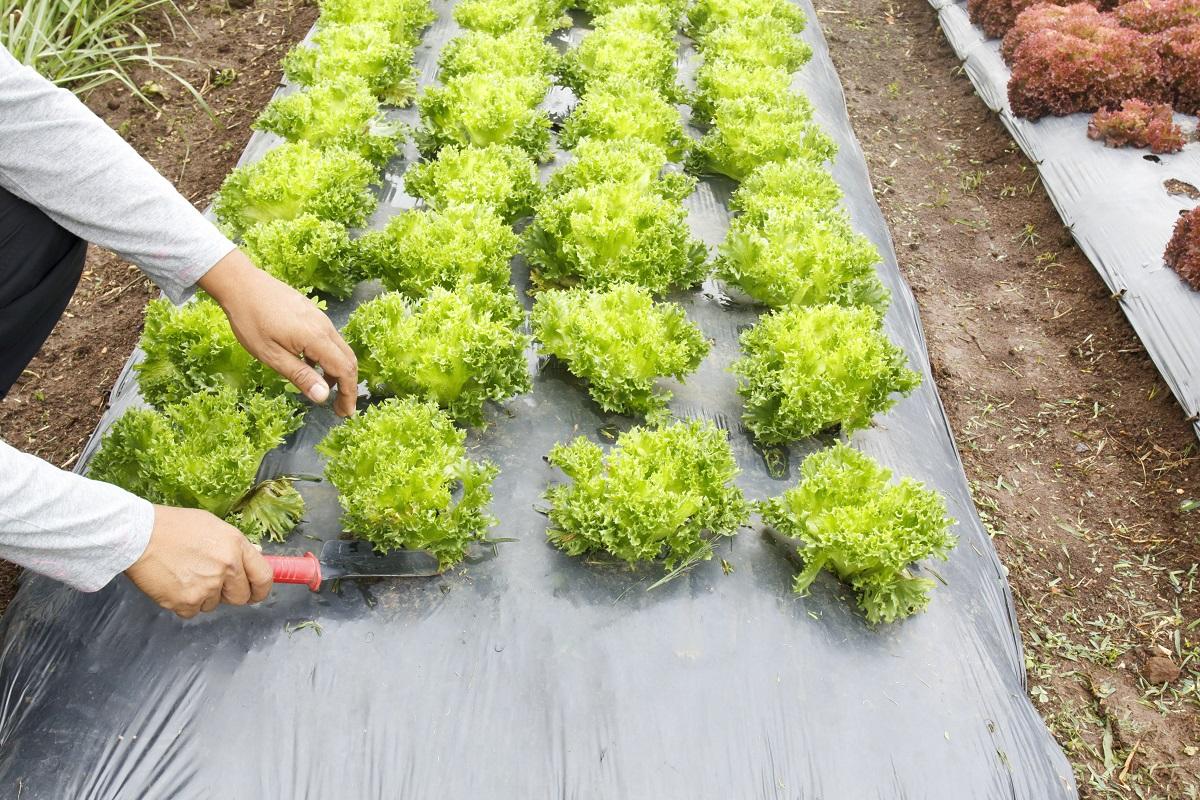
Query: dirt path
[[816, 0, 1200, 794], [0, 0, 318, 609]]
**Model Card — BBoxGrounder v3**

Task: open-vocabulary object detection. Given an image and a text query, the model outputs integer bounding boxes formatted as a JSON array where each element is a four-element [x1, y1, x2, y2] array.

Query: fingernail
[[309, 380, 330, 403]]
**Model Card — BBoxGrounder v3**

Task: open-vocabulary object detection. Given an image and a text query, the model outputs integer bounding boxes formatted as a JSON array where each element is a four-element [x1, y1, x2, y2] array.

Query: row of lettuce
[[962, 0, 1200, 292], [88, 0, 957, 624]]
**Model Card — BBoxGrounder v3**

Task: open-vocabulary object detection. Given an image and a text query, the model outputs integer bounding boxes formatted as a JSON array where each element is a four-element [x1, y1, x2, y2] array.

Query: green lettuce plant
[[560, 79, 689, 161], [417, 72, 552, 159], [354, 204, 518, 296], [89, 390, 304, 543], [282, 23, 417, 106], [546, 138, 695, 202], [733, 304, 920, 443], [686, 0, 806, 40], [524, 181, 708, 294], [241, 214, 359, 299], [716, 208, 888, 311], [532, 283, 709, 416], [698, 16, 812, 71], [135, 296, 290, 409], [438, 27, 559, 80], [558, 23, 681, 100], [759, 443, 956, 624], [213, 141, 378, 238], [403, 144, 541, 222], [343, 283, 531, 425], [728, 156, 843, 225], [545, 419, 750, 571], [453, 0, 570, 35], [254, 76, 402, 168], [689, 85, 836, 181], [317, 0, 436, 45], [318, 398, 499, 566]]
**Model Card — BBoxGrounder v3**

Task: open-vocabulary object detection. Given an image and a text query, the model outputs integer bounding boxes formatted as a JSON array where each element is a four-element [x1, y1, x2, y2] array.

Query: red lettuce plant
[[1087, 98, 1186, 151], [1001, 2, 1110, 59], [1006, 4, 1164, 117], [1159, 23, 1200, 112], [970, 0, 1103, 38], [1115, 0, 1200, 33], [1164, 206, 1200, 288]]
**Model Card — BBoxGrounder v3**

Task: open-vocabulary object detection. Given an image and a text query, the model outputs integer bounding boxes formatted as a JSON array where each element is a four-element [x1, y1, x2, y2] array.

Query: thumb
[[261, 344, 330, 404]]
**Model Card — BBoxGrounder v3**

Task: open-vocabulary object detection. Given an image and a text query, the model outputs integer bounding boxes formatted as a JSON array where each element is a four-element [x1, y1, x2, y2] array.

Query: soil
[[0, 0, 1197, 794], [0, 0, 318, 610], [816, 0, 1200, 795]]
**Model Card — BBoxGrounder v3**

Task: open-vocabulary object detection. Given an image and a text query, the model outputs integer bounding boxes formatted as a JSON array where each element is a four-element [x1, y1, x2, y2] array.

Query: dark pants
[[0, 186, 87, 398]]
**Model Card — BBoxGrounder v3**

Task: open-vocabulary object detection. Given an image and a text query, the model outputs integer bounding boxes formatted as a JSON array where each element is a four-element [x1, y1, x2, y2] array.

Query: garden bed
[[0, 0, 1076, 795]]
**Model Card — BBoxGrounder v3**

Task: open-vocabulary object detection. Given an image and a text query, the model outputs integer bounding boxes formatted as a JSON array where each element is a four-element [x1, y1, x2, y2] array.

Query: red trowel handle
[[264, 552, 322, 591]]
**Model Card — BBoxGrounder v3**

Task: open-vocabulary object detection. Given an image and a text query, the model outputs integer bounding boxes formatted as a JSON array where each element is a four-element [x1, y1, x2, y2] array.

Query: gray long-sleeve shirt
[[0, 44, 237, 591]]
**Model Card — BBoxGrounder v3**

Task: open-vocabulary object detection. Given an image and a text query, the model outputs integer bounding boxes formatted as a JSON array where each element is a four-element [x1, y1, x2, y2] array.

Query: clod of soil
[[1141, 655, 1182, 684]]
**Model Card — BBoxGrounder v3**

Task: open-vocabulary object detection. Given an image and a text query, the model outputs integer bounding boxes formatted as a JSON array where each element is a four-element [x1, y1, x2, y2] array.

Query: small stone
[[1074, 442, 1089, 453], [1142, 656, 1181, 684]]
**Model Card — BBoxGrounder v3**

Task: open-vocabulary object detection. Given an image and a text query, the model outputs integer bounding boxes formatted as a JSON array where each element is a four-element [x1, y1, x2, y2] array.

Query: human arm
[[0, 46, 356, 605], [0, 44, 358, 414], [0, 441, 269, 616], [0, 45, 232, 303]]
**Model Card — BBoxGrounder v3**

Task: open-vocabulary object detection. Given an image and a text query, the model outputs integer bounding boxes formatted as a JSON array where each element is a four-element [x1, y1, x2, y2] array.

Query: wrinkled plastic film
[[931, 0, 1200, 442], [0, 2, 1075, 797]]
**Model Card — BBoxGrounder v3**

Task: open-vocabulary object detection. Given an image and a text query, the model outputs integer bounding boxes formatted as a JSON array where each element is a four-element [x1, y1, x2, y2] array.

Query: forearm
[[0, 45, 233, 302], [0, 440, 152, 592]]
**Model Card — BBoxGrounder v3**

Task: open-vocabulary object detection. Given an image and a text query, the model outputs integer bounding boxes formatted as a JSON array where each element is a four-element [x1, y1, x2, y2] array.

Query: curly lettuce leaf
[[560, 79, 688, 161], [354, 204, 518, 296], [317, 0, 435, 45], [759, 443, 956, 624], [558, 22, 681, 100], [254, 76, 402, 168], [688, 85, 836, 181], [89, 390, 304, 542], [213, 141, 378, 238], [686, 0, 806, 41], [453, 0, 570, 35], [729, 156, 843, 224], [717, 208, 888, 312], [343, 283, 531, 425], [698, 17, 812, 71], [524, 180, 708, 294], [417, 72, 552, 159], [404, 144, 541, 222], [438, 27, 559, 80], [691, 58, 791, 126], [582, 0, 688, 22], [545, 419, 750, 570], [317, 398, 499, 566], [135, 296, 291, 409], [733, 304, 920, 443], [532, 283, 709, 416], [546, 138, 695, 202], [282, 23, 417, 106], [241, 214, 359, 299]]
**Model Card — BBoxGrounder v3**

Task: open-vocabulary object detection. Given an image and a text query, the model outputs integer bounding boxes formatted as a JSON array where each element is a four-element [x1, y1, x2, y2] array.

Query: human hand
[[125, 506, 273, 618], [198, 248, 359, 417]]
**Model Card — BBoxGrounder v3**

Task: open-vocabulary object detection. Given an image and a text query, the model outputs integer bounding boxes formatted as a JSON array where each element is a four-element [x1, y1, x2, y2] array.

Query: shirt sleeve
[[0, 44, 236, 303], [0, 440, 153, 592]]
